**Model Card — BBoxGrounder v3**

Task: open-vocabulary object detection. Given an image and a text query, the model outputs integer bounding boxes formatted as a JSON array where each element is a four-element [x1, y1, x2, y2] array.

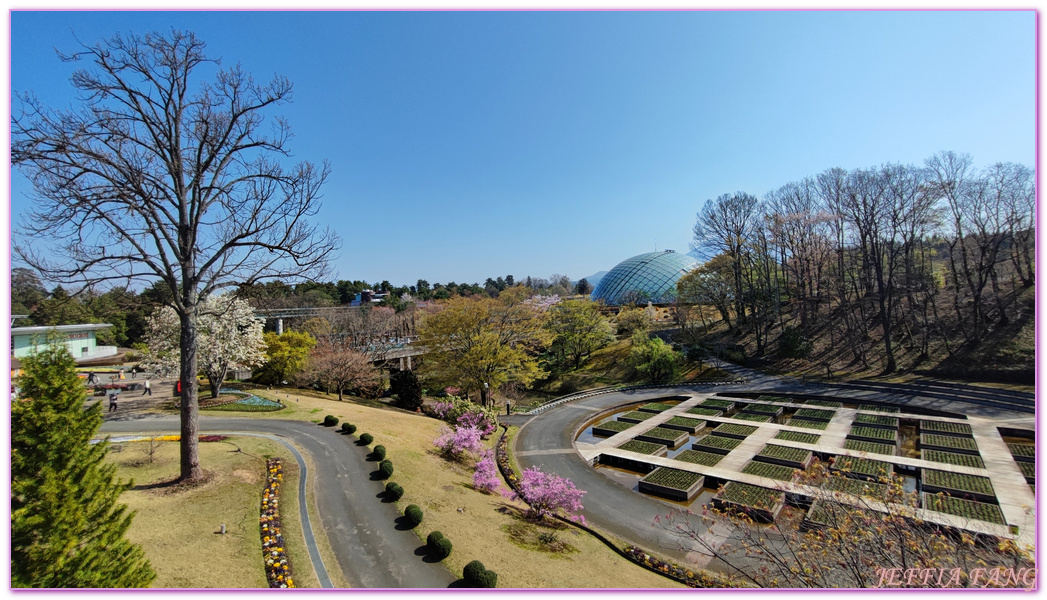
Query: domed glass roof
[[590, 250, 698, 306]]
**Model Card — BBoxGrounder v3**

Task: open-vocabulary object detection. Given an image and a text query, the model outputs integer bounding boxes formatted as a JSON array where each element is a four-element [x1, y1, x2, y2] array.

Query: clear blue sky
[[8, 10, 1035, 288]]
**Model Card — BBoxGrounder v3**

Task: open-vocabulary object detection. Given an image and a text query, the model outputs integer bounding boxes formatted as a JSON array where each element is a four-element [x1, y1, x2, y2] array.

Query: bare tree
[[692, 192, 760, 325], [305, 339, 380, 401], [12, 31, 340, 481]]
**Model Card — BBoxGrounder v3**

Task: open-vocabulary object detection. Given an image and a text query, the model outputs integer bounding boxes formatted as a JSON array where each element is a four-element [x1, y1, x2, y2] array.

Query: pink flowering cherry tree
[[512, 466, 586, 523]]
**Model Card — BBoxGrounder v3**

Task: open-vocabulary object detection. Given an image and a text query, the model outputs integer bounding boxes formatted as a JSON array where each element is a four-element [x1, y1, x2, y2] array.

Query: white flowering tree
[[145, 294, 266, 398]]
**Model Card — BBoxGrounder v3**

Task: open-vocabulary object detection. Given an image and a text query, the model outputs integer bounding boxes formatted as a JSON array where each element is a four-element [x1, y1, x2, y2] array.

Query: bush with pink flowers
[[512, 466, 586, 521], [472, 450, 502, 494], [433, 425, 483, 460]]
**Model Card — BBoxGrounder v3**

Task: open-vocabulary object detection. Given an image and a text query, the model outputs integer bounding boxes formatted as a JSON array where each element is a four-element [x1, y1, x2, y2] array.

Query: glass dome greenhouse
[[589, 250, 699, 306]]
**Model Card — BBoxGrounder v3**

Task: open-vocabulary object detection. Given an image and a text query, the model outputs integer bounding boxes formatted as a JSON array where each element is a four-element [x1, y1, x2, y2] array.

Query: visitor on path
[[143, 379, 152, 396], [87, 371, 96, 384], [131, 366, 137, 379], [108, 392, 118, 413]]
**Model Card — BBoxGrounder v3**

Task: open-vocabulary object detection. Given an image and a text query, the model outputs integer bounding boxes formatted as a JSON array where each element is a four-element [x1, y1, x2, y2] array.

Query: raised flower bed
[[639, 467, 705, 501], [831, 456, 893, 481], [774, 430, 821, 445], [592, 420, 636, 438], [824, 475, 889, 501], [685, 406, 723, 418], [853, 413, 899, 428], [785, 417, 828, 430], [672, 449, 724, 467], [806, 399, 843, 408], [793, 408, 835, 422], [617, 411, 655, 424], [843, 439, 895, 456], [699, 399, 736, 413], [1007, 443, 1035, 462], [755, 394, 795, 404], [921, 469, 996, 503], [710, 423, 758, 440], [741, 460, 796, 482], [919, 420, 973, 437], [919, 433, 979, 455], [661, 416, 706, 434], [755, 444, 813, 469], [692, 434, 742, 455], [260, 458, 295, 588], [847, 426, 897, 443], [1017, 461, 1035, 483], [617, 439, 667, 456], [638, 402, 679, 414], [923, 450, 985, 469], [923, 493, 1006, 526], [636, 426, 690, 449], [734, 413, 773, 423], [714, 482, 785, 523], [742, 403, 783, 416], [858, 404, 900, 413]]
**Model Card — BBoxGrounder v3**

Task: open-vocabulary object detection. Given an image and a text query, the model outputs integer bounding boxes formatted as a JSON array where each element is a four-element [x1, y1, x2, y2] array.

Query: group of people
[[86, 368, 153, 413]]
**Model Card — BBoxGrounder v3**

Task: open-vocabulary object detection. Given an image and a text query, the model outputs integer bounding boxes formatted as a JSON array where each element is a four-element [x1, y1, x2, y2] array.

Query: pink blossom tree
[[472, 450, 502, 494], [512, 466, 586, 521], [457, 411, 496, 438], [433, 425, 483, 461]]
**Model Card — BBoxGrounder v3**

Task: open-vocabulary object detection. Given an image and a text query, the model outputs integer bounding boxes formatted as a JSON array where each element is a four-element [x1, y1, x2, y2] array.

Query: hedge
[[323, 415, 339, 427], [340, 422, 356, 434], [359, 433, 374, 445], [378, 459, 394, 479], [385, 482, 404, 501], [372, 445, 387, 460], [404, 504, 423, 528]]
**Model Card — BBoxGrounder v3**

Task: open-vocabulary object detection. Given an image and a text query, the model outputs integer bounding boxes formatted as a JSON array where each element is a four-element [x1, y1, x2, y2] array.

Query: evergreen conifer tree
[[11, 338, 155, 587]]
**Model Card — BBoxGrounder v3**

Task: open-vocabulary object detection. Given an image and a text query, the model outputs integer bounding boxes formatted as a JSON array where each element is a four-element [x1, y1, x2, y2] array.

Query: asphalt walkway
[[100, 416, 456, 589]]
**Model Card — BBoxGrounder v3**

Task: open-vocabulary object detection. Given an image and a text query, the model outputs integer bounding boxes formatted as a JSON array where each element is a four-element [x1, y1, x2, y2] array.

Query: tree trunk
[[179, 311, 203, 482]]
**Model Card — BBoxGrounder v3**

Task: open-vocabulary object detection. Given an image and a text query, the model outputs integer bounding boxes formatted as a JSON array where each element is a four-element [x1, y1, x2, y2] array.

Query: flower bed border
[[635, 426, 690, 449], [260, 458, 295, 588]]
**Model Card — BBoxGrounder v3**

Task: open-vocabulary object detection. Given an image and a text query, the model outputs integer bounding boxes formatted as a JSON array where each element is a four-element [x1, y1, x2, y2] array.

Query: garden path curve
[[100, 416, 456, 589]]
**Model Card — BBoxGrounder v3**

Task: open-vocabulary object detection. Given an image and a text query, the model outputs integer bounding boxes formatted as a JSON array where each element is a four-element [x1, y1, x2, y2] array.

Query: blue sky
[[8, 10, 1035, 287]]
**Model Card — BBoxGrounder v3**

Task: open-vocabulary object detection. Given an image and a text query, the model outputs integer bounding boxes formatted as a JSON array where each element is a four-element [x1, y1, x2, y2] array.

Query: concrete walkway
[[100, 416, 457, 588]]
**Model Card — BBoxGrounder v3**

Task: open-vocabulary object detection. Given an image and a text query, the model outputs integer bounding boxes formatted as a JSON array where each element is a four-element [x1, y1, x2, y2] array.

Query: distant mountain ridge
[[573, 270, 608, 290]]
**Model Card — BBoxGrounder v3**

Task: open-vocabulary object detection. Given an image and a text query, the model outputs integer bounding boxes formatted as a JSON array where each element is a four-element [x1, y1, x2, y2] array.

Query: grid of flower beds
[[1007, 442, 1035, 462], [617, 439, 667, 457], [710, 423, 758, 440], [755, 394, 795, 404], [741, 460, 796, 482], [685, 406, 723, 417], [639, 467, 705, 502], [714, 482, 785, 523], [774, 430, 821, 445], [802, 501, 872, 531], [921, 469, 996, 504], [920, 420, 973, 437], [638, 402, 679, 414], [806, 399, 843, 408], [600, 439, 667, 471], [831, 456, 893, 481], [742, 403, 784, 417], [853, 413, 899, 429], [672, 449, 724, 467], [660, 416, 706, 434], [592, 420, 635, 438], [848, 425, 897, 445], [692, 434, 743, 455], [842, 439, 895, 456], [755, 443, 813, 469], [735, 413, 773, 423], [923, 450, 985, 469], [919, 433, 979, 455], [923, 493, 1006, 526], [635, 426, 690, 449]]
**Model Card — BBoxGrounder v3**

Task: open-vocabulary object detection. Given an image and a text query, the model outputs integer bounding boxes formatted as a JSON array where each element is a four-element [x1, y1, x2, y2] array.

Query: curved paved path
[[510, 376, 1036, 567], [100, 416, 456, 589]]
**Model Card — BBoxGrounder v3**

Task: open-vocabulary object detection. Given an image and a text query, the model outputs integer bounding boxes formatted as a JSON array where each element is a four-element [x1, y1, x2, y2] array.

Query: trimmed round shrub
[[404, 504, 423, 528], [385, 482, 404, 501], [475, 570, 497, 588], [340, 422, 353, 433], [378, 459, 394, 479], [372, 445, 387, 460], [426, 531, 444, 548], [463, 560, 486, 583], [432, 536, 453, 560], [323, 415, 339, 427], [346, 423, 357, 434], [359, 433, 374, 445]]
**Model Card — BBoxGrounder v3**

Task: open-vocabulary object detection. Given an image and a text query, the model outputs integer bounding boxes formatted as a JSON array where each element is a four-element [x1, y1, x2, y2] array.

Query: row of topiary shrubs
[[326, 412, 494, 586]]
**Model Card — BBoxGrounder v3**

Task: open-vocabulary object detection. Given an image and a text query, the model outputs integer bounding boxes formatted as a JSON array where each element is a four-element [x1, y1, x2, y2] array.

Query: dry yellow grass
[[237, 391, 682, 588], [107, 436, 317, 588]]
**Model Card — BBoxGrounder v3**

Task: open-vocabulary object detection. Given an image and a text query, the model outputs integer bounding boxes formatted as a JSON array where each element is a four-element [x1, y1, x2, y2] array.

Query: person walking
[[130, 366, 137, 379], [108, 392, 118, 413], [143, 379, 152, 396], [87, 371, 96, 385]]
